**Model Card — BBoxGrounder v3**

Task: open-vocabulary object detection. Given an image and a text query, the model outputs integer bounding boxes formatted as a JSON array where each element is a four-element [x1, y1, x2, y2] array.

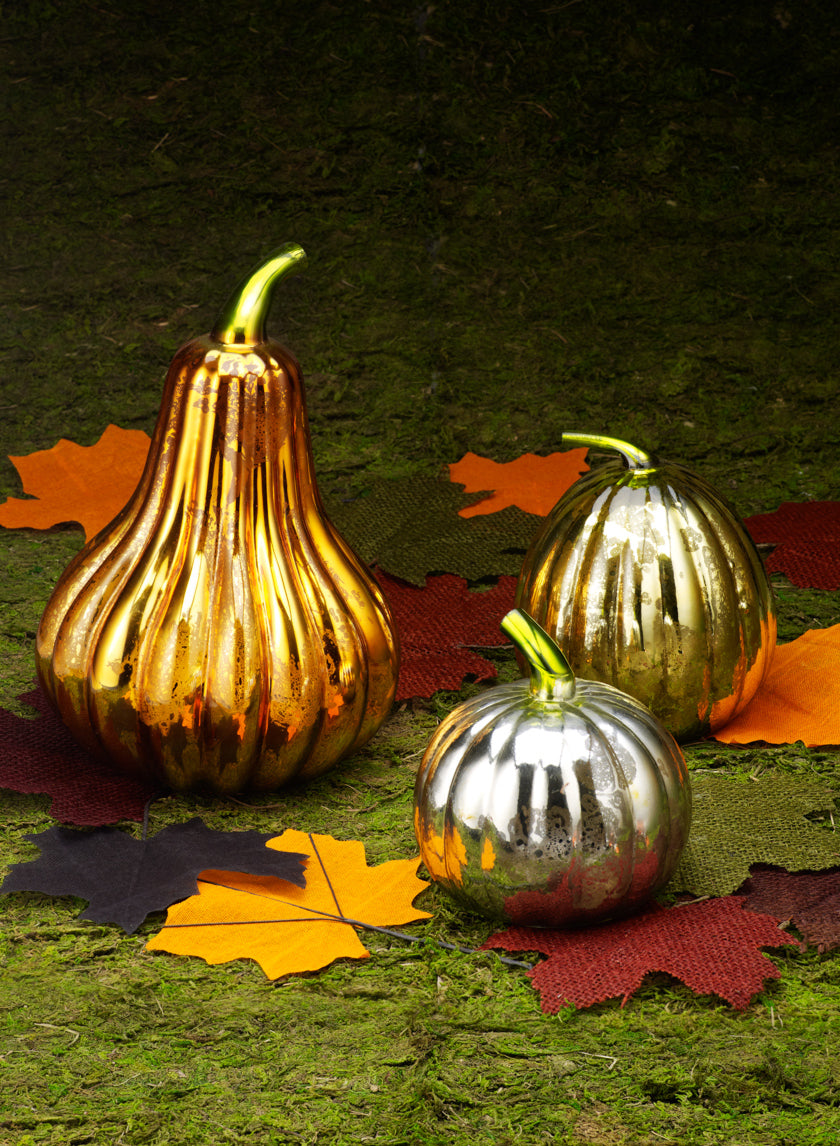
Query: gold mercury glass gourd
[[36, 244, 399, 794], [515, 433, 777, 742]]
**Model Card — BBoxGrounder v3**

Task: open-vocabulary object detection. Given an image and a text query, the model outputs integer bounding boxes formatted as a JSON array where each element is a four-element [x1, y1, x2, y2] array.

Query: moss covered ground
[[1, 1, 839, 1142]]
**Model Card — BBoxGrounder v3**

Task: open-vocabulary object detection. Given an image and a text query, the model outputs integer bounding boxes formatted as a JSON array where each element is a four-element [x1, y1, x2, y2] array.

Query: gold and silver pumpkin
[[414, 609, 691, 926], [515, 433, 776, 742], [36, 244, 399, 794]]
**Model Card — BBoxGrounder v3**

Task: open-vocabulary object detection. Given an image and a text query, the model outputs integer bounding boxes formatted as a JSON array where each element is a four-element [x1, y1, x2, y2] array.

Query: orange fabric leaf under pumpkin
[[713, 625, 840, 747], [145, 830, 432, 979], [449, 449, 589, 517], [0, 425, 150, 542]]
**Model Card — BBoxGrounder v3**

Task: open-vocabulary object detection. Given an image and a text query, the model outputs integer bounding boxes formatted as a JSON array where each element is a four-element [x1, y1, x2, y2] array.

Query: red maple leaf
[[744, 502, 840, 590], [743, 866, 840, 953], [376, 571, 517, 700], [481, 898, 799, 1011]]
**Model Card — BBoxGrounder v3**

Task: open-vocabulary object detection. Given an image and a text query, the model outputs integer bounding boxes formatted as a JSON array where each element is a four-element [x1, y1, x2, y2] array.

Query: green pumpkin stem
[[211, 243, 308, 346], [561, 432, 653, 470], [500, 609, 576, 700]]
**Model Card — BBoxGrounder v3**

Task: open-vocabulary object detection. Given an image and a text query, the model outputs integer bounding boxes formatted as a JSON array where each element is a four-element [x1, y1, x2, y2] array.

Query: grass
[[2, 1, 840, 1142]]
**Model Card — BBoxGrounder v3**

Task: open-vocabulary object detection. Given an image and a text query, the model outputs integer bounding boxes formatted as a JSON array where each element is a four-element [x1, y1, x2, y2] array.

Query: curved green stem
[[561, 432, 653, 470], [211, 243, 308, 345], [500, 609, 576, 700]]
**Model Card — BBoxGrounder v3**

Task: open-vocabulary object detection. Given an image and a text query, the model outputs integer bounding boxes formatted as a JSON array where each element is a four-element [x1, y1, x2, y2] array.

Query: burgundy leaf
[[377, 571, 517, 700], [743, 866, 840, 952], [745, 502, 840, 590], [0, 687, 156, 825]]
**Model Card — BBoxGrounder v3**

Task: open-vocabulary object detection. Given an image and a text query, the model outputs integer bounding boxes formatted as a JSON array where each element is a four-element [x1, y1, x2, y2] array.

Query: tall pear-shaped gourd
[[36, 244, 399, 794]]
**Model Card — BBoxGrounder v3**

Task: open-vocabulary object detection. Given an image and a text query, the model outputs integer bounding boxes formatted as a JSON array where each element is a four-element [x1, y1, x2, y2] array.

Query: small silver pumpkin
[[516, 432, 777, 742], [413, 609, 691, 926]]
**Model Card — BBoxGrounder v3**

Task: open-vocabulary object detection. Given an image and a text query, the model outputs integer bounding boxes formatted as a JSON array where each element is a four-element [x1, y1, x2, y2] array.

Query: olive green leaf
[[669, 773, 840, 898], [325, 477, 542, 586]]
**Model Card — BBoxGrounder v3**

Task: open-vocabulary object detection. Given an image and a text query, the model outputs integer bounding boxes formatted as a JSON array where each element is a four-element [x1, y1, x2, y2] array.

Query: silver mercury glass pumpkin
[[414, 610, 692, 926]]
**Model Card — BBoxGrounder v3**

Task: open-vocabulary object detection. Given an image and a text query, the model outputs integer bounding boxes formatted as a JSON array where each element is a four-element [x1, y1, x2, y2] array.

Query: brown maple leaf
[[449, 449, 589, 517], [481, 897, 800, 1011], [376, 571, 517, 699], [743, 866, 840, 953], [0, 425, 150, 541], [146, 830, 432, 978]]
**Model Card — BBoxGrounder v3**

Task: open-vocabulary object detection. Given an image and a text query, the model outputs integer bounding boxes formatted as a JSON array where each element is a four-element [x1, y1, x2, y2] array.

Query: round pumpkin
[[413, 609, 691, 926], [515, 432, 776, 742], [36, 244, 399, 794]]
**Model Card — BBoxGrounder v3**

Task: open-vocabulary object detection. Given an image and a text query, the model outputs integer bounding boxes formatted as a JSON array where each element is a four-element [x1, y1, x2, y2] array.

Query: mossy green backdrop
[[1, 2, 839, 1143]]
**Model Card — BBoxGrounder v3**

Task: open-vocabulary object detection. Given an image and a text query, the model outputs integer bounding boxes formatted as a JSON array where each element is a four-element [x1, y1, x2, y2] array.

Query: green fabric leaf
[[325, 477, 543, 585], [670, 773, 840, 898]]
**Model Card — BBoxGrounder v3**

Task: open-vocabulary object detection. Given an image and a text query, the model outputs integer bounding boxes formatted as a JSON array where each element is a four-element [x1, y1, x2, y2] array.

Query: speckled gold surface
[[36, 246, 398, 793], [516, 434, 777, 742]]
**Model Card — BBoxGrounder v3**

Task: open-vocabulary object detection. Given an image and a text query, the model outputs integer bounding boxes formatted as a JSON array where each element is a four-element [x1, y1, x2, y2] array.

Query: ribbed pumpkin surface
[[516, 458, 776, 741], [414, 672, 691, 926]]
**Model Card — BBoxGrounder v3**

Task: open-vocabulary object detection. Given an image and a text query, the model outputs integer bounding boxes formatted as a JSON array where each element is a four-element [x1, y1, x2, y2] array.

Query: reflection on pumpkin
[[414, 808, 466, 886]]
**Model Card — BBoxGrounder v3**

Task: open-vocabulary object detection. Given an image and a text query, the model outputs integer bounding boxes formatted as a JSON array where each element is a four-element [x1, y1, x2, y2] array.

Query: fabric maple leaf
[[712, 624, 840, 747], [743, 866, 840, 953], [448, 449, 590, 518], [377, 570, 517, 699], [0, 425, 150, 541], [0, 686, 156, 825], [146, 829, 432, 978], [325, 477, 542, 585], [670, 773, 840, 899], [744, 502, 840, 590], [482, 897, 799, 1012], [0, 818, 308, 934]]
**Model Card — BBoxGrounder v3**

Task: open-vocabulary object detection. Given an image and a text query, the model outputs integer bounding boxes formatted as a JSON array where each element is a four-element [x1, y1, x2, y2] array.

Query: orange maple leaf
[[0, 425, 150, 542], [145, 829, 432, 979], [713, 624, 840, 747], [449, 449, 589, 518]]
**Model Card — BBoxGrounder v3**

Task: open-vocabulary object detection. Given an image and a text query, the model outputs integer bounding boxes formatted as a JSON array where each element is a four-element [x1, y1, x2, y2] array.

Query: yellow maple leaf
[[0, 425, 151, 542], [146, 829, 432, 979], [449, 449, 589, 518]]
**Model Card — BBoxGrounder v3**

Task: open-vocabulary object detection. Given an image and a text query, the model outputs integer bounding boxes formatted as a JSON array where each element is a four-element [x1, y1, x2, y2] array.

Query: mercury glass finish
[[36, 244, 399, 794], [515, 433, 777, 742], [414, 610, 691, 926]]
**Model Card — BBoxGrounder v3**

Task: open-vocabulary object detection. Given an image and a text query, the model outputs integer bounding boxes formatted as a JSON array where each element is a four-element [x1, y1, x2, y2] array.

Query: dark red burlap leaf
[[743, 866, 840, 953], [481, 898, 799, 1012], [377, 571, 517, 700], [744, 502, 840, 590], [0, 688, 155, 825]]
